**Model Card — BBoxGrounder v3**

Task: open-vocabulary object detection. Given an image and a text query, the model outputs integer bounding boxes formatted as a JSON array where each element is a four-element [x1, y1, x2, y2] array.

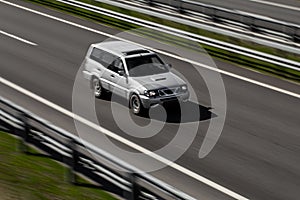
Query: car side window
[[108, 58, 124, 74], [90, 48, 103, 63], [90, 48, 117, 68], [101, 53, 117, 68]]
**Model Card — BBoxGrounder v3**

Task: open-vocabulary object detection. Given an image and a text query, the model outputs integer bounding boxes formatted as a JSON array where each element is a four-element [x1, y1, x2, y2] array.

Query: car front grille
[[158, 87, 180, 96]]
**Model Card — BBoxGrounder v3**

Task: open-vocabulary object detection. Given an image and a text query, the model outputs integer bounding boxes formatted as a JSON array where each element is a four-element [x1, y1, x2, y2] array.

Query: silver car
[[82, 41, 189, 115]]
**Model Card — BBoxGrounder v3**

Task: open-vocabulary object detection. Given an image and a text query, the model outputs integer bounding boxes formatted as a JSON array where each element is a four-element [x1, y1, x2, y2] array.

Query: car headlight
[[144, 90, 158, 97], [181, 85, 187, 91]]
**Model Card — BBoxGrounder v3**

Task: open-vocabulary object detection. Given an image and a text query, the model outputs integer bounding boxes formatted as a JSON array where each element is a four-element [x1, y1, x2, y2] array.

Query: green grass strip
[[0, 131, 117, 200]]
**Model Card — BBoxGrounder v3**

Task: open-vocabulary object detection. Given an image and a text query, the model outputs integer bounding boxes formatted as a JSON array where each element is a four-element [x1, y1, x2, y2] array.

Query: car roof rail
[[123, 49, 150, 56]]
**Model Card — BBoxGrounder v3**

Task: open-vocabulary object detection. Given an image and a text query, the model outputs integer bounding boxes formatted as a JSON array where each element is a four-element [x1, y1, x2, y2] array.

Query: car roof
[[92, 41, 152, 57]]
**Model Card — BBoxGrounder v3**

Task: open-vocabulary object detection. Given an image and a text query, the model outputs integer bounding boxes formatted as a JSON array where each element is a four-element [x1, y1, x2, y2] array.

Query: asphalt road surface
[[1, 0, 300, 200]]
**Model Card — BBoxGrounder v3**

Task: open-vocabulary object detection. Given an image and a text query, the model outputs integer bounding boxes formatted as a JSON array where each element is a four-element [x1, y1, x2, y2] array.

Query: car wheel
[[92, 78, 103, 98], [130, 94, 146, 115]]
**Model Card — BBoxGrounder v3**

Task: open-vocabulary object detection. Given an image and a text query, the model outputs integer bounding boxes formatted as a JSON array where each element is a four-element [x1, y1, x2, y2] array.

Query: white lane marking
[[0, 0, 299, 100], [0, 30, 37, 46], [0, 77, 249, 200], [249, 0, 300, 12]]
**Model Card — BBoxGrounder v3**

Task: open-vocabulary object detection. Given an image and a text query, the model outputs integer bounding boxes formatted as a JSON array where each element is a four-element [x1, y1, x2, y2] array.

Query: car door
[[97, 50, 119, 91], [88, 47, 112, 90], [107, 58, 128, 98]]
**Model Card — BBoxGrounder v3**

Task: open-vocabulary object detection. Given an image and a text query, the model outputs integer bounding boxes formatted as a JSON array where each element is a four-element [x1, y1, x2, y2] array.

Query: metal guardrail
[[90, 0, 300, 54], [0, 96, 196, 200], [57, 0, 300, 72], [144, 0, 300, 41]]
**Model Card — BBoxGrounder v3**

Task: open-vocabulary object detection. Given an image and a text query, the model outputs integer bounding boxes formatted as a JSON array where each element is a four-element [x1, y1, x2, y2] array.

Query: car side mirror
[[166, 63, 172, 69], [118, 70, 126, 76]]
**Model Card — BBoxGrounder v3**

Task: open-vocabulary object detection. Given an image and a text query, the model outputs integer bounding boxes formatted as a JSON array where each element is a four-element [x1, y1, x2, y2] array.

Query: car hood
[[131, 72, 186, 90]]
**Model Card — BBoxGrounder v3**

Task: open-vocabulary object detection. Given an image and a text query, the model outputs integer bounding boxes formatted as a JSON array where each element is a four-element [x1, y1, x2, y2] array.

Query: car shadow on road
[[96, 94, 216, 124], [145, 101, 217, 124]]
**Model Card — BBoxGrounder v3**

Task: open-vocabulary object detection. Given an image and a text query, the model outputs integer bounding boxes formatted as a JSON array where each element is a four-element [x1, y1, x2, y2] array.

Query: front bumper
[[139, 91, 189, 108]]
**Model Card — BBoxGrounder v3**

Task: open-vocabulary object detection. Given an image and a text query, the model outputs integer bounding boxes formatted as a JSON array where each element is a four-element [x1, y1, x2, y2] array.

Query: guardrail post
[[146, 0, 153, 6], [292, 28, 300, 43], [129, 173, 140, 200], [210, 7, 218, 22], [18, 113, 29, 153], [175, 0, 183, 13], [67, 138, 79, 184], [249, 16, 259, 32]]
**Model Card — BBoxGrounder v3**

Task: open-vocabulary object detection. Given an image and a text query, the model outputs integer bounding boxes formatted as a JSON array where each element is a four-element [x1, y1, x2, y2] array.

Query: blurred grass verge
[[0, 131, 117, 200], [24, 0, 300, 82]]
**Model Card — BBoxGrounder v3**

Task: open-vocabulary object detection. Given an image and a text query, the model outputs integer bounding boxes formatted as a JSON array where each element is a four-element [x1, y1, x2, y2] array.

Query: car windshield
[[125, 54, 169, 77]]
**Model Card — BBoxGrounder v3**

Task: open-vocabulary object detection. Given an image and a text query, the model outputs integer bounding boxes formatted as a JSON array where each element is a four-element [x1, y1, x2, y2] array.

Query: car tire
[[129, 94, 147, 115], [92, 78, 103, 98]]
